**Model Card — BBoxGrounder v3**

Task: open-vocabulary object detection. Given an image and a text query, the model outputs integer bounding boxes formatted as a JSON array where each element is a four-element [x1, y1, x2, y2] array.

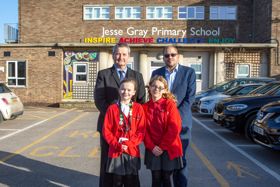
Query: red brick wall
[[0, 47, 63, 104], [19, 0, 254, 43], [252, 0, 272, 43]]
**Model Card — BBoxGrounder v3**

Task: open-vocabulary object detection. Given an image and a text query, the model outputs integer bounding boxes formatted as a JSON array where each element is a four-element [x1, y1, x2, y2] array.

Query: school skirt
[[144, 149, 183, 171], [106, 153, 141, 175]]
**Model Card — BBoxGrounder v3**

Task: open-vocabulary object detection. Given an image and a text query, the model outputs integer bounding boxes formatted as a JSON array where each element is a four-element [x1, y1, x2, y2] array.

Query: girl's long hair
[[147, 75, 177, 102]]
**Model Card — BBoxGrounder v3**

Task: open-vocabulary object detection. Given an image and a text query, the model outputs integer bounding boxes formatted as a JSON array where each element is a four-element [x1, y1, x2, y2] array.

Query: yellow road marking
[[0, 112, 87, 163], [29, 146, 59, 157], [88, 147, 100, 158], [58, 146, 80, 158], [191, 143, 230, 187], [227, 161, 259, 179]]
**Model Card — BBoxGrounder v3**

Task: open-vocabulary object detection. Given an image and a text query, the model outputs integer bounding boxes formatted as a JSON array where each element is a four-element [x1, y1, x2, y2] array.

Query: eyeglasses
[[164, 53, 177, 58], [150, 85, 165, 91]]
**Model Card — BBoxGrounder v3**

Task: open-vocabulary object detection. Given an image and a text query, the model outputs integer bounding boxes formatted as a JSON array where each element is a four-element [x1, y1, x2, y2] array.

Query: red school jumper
[[103, 102, 146, 158], [143, 98, 183, 160]]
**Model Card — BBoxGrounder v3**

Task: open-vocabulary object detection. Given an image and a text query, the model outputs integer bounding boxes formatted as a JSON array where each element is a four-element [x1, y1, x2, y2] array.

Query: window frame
[[190, 63, 202, 80], [146, 6, 173, 20], [210, 6, 237, 20], [6, 60, 27, 87], [126, 62, 134, 70], [115, 6, 141, 20], [235, 64, 250, 78], [73, 62, 88, 83], [178, 6, 204, 20], [83, 5, 110, 20]]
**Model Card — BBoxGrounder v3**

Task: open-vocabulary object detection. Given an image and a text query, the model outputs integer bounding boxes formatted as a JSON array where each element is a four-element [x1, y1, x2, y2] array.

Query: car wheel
[[244, 115, 256, 142], [0, 112, 3, 124], [10, 115, 17, 120]]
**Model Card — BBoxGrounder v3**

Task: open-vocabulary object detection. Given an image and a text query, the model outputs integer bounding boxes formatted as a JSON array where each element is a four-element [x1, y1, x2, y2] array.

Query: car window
[[235, 85, 260, 95], [263, 84, 280, 95], [239, 80, 246, 85], [267, 85, 280, 95], [216, 80, 238, 92], [250, 84, 279, 94], [0, 84, 12, 93], [275, 89, 280, 96], [209, 80, 229, 90], [210, 78, 275, 93], [224, 86, 241, 95]]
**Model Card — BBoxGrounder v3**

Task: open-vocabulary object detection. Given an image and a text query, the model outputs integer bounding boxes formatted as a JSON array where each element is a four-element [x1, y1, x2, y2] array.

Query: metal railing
[[4, 23, 18, 43]]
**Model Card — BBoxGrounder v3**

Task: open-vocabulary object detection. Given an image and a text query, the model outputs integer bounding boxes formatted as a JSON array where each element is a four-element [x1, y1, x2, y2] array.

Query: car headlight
[[202, 100, 214, 105], [274, 115, 280, 123], [226, 104, 248, 111], [256, 112, 275, 123]]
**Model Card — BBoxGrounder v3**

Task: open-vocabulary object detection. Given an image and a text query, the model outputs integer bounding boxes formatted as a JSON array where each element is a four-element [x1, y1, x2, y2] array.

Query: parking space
[[0, 106, 75, 140], [0, 107, 101, 186], [1, 107, 280, 186], [193, 113, 280, 184]]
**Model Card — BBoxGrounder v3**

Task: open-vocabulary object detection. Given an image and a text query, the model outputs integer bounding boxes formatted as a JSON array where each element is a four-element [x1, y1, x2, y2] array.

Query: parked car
[[0, 83, 24, 123], [252, 101, 280, 150], [193, 77, 275, 111], [213, 81, 280, 140], [198, 83, 264, 115]]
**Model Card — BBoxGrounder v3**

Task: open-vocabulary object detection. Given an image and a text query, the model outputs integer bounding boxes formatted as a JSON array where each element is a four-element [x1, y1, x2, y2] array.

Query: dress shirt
[[165, 64, 179, 91]]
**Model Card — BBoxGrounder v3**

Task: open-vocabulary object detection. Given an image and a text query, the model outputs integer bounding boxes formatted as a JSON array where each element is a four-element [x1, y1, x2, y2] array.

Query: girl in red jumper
[[102, 78, 146, 187], [143, 75, 183, 187]]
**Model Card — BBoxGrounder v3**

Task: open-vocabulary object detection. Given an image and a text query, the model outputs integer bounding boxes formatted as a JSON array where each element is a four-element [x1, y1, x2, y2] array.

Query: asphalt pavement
[[0, 107, 280, 187]]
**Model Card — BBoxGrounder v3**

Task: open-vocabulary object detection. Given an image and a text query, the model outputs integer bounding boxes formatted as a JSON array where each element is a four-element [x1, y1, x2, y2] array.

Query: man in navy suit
[[94, 43, 146, 187], [152, 45, 196, 187]]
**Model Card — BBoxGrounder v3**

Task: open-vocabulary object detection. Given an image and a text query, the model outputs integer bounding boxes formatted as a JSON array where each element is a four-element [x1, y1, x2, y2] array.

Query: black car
[[252, 101, 280, 150], [193, 77, 275, 111], [213, 81, 280, 139]]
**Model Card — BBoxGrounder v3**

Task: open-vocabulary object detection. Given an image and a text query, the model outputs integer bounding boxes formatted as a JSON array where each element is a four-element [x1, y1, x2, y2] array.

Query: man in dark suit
[[152, 45, 196, 187], [94, 43, 146, 187]]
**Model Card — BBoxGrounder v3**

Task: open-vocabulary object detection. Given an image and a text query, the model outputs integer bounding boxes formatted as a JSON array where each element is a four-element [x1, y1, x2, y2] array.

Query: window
[[178, 6, 204, 20], [83, 6, 110, 20], [73, 63, 88, 83], [151, 61, 165, 77], [6, 61, 26, 87], [115, 7, 141, 19], [48, 51, 55, 56], [4, 51, 11, 57], [236, 64, 250, 78], [127, 62, 134, 69], [74, 63, 88, 83], [146, 6, 172, 20], [210, 6, 237, 20], [190, 64, 202, 80]]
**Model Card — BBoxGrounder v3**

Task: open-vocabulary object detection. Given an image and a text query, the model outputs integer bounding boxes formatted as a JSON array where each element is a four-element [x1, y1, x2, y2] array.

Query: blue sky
[[0, 0, 18, 44]]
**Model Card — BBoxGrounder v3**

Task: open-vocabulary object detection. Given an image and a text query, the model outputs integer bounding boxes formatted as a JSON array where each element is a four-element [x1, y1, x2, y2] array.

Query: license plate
[[213, 112, 219, 120], [253, 126, 264, 135]]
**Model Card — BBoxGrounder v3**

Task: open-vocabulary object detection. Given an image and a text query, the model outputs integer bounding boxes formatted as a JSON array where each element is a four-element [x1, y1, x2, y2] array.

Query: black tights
[[111, 174, 139, 187], [152, 170, 173, 187]]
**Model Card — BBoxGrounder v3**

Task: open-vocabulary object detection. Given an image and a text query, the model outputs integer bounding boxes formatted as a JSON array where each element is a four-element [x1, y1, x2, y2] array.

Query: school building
[[0, 0, 279, 105]]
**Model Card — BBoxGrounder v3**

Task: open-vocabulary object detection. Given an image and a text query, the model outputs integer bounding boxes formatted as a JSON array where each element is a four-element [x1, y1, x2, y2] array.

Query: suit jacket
[[152, 64, 196, 139], [94, 66, 146, 132]]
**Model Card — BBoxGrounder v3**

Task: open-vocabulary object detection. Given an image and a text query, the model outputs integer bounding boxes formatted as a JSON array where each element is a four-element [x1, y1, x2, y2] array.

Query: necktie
[[119, 71, 125, 81]]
